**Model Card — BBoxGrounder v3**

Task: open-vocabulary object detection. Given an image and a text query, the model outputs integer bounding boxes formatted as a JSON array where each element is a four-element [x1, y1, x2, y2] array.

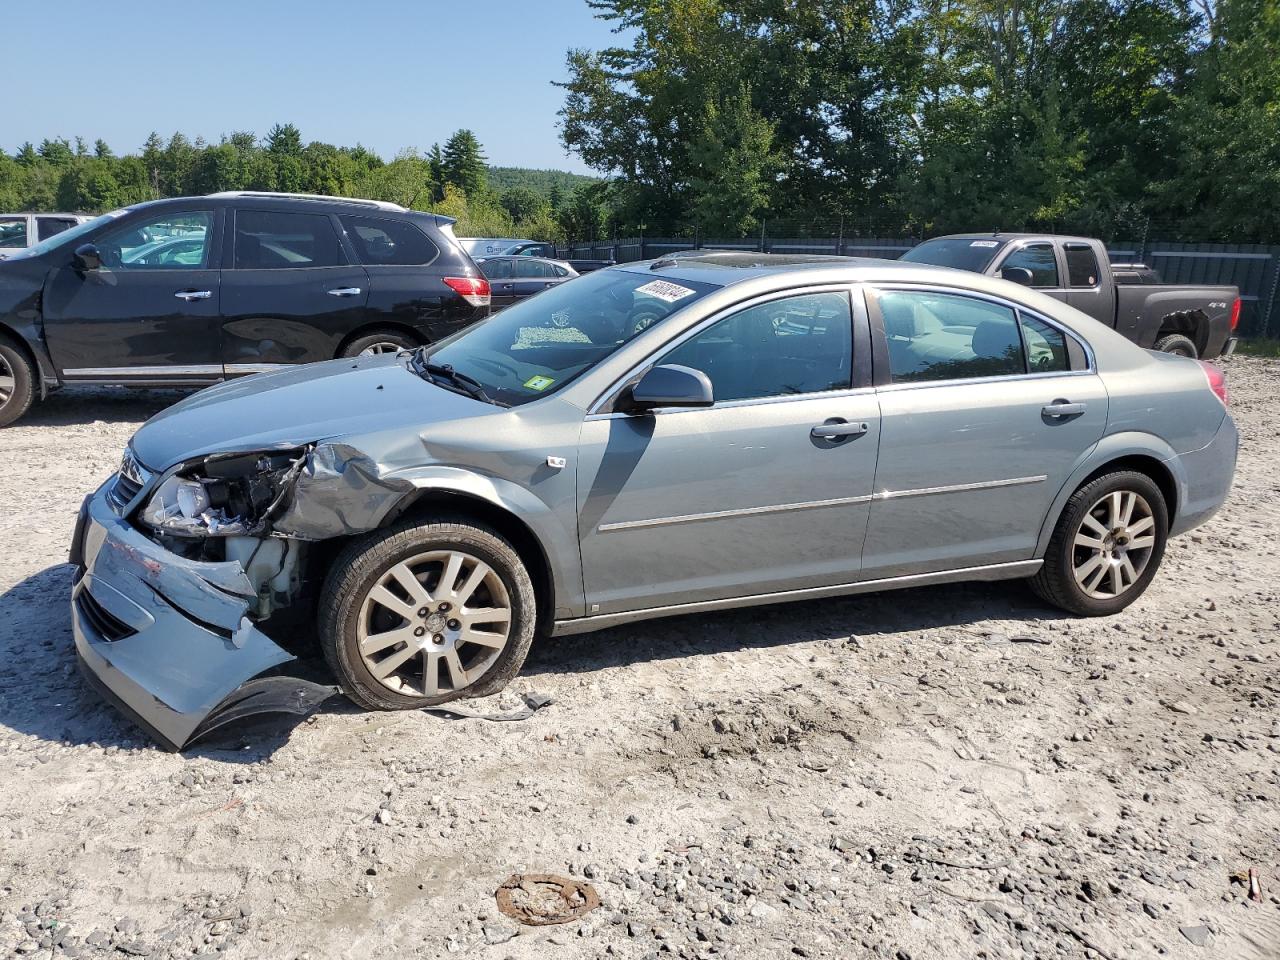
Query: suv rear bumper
[[70, 481, 334, 750]]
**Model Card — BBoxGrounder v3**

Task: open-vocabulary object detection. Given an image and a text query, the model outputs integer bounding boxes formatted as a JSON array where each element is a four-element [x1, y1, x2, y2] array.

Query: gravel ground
[[1, 359, 1277, 960]]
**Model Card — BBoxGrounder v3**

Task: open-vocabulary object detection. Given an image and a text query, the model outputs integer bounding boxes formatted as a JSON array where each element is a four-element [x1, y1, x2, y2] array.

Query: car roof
[[924, 232, 1098, 245], [121, 192, 450, 224], [614, 251, 941, 286]]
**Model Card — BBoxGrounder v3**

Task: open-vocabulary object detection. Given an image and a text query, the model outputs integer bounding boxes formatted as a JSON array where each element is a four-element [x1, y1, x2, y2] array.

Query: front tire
[[318, 517, 536, 711], [1153, 333, 1198, 359], [0, 339, 36, 428], [1030, 471, 1168, 616]]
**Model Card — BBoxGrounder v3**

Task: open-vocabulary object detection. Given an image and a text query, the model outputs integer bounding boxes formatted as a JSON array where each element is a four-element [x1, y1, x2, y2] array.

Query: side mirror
[[627, 364, 714, 411], [1001, 266, 1034, 286], [74, 242, 103, 271]]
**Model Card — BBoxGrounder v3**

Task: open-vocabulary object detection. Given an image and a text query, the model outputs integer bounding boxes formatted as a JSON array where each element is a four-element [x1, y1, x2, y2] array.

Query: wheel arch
[[1036, 435, 1184, 557], [1156, 309, 1210, 356], [383, 488, 561, 634], [334, 322, 427, 358], [0, 321, 54, 398]]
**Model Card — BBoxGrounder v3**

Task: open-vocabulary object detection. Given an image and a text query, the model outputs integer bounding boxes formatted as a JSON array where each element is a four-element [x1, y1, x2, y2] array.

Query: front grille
[[107, 447, 151, 514], [76, 591, 135, 642], [107, 473, 142, 512]]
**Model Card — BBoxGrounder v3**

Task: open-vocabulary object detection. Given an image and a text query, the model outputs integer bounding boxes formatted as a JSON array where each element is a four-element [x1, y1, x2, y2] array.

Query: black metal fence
[[559, 235, 1280, 337]]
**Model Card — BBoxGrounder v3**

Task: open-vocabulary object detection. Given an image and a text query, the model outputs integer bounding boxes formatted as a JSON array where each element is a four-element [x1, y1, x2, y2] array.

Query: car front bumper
[[71, 480, 334, 751]]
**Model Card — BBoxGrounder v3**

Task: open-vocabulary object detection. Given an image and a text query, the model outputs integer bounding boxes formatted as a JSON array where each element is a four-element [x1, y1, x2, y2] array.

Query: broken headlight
[[141, 449, 307, 537]]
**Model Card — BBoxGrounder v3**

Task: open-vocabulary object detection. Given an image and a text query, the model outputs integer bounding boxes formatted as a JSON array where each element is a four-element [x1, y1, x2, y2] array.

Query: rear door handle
[[327, 286, 362, 297], [174, 289, 211, 301], [1042, 400, 1087, 417], [811, 419, 869, 440]]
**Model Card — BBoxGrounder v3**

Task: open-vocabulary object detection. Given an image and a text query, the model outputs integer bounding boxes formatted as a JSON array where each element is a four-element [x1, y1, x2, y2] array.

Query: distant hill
[[487, 166, 600, 198]]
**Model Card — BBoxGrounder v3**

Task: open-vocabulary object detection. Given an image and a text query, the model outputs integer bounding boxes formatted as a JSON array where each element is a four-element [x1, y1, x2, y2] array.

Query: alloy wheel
[[1071, 490, 1157, 600], [359, 341, 406, 356], [0, 353, 13, 405], [357, 550, 512, 697]]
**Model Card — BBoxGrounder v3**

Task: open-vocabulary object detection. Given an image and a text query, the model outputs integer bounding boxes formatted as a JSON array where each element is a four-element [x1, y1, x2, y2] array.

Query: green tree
[[442, 130, 488, 197], [687, 87, 778, 235], [499, 185, 549, 222]]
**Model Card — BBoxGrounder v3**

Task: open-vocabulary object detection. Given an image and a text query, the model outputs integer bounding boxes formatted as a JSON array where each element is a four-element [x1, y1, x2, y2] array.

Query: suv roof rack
[[207, 191, 409, 213]]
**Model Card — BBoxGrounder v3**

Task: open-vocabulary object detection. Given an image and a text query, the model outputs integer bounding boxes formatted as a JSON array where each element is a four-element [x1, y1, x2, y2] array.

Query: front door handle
[[1042, 400, 1087, 418], [811, 419, 869, 441], [327, 286, 362, 297], [174, 289, 211, 301]]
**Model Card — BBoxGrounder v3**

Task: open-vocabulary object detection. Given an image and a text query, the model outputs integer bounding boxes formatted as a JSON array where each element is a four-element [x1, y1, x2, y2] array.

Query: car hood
[[131, 356, 491, 470]]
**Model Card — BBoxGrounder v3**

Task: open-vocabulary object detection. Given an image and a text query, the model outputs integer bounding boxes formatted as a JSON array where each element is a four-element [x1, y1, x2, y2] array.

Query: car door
[[577, 287, 881, 614], [863, 285, 1108, 578], [480, 257, 516, 308], [41, 207, 224, 382], [1063, 242, 1117, 325], [219, 207, 370, 374]]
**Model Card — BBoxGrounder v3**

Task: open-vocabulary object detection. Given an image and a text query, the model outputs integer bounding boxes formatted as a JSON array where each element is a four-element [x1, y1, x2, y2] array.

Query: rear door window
[[0, 217, 28, 249], [877, 289, 1025, 383], [339, 215, 438, 266], [37, 217, 78, 242], [1001, 243, 1059, 287], [234, 210, 345, 269], [515, 259, 553, 279], [1064, 244, 1100, 288]]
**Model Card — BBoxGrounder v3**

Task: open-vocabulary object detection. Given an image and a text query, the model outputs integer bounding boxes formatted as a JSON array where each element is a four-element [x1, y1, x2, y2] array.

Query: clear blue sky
[[2, 0, 624, 173]]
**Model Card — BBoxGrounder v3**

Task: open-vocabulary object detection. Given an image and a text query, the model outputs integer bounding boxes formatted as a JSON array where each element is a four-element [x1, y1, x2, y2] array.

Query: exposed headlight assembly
[[142, 449, 307, 537]]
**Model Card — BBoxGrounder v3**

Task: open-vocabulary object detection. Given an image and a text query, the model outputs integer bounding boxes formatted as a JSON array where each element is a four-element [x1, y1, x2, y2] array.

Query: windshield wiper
[[411, 353, 507, 407]]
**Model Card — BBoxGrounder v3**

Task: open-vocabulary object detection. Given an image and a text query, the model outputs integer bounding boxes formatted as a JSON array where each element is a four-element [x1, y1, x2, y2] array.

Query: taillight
[[444, 276, 491, 308], [1196, 359, 1229, 406], [1230, 297, 1241, 331]]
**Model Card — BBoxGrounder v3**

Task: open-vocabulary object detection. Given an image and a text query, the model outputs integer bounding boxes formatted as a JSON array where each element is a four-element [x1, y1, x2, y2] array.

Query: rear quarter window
[[340, 215, 439, 266], [1064, 244, 1100, 287]]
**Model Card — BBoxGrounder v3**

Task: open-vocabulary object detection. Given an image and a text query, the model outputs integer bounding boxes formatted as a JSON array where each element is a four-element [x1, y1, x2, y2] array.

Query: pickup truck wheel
[[1030, 470, 1168, 616], [1153, 333, 1198, 359], [339, 329, 419, 358], [318, 517, 536, 711], [0, 340, 35, 428]]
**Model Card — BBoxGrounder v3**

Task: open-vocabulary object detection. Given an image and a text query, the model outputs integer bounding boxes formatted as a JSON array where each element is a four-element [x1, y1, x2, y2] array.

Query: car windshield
[[424, 268, 718, 407], [900, 237, 1007, 272], [9, 211, 123, 260]]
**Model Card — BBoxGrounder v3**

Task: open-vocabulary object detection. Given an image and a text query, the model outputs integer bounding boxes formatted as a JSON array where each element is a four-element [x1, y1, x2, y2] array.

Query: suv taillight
[[1196, 359, 1229, 406], [1230, 297, 1242, 331], [444, 276, 491, 308]]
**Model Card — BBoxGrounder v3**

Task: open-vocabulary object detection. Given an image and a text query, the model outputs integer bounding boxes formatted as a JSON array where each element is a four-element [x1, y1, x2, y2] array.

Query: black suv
[[0, 192, 492, 426]]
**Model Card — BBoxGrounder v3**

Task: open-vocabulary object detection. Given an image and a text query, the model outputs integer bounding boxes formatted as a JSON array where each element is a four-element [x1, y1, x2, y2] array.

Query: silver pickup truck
[[0, 212, 93, 259], [901, 233, 1239, 359]]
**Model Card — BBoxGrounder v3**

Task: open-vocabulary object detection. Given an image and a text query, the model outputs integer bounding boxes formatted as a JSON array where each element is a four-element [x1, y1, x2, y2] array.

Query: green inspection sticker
[[523, 375, 555, 391]]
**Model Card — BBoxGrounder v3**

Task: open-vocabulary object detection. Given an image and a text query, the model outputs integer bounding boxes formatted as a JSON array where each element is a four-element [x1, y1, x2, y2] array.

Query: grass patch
[[1236, 338, 1280, 358]]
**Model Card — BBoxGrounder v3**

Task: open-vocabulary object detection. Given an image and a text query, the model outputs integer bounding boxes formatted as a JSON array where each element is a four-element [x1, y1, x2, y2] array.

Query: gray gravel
[[1, 359, 1278, 959]]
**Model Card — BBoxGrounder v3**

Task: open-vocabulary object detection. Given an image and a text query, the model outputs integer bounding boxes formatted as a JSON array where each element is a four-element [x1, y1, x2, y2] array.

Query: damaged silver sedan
[[71, 255, 1237, 749]]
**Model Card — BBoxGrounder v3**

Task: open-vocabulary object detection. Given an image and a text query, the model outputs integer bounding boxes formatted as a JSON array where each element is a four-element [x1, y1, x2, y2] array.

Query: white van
[[456, 237, 533, 259], [0, 213, 95, 259]]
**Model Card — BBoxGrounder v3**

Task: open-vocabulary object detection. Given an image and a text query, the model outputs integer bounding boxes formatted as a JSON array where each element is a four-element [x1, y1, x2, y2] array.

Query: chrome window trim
[[583, 382, 877, 422], [865, 282, 1097, 386], [586, 283, 861, 416]]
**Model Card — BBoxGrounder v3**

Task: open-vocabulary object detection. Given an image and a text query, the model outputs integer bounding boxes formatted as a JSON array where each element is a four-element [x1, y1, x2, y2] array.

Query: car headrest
[[971, 319, 1021, 364]]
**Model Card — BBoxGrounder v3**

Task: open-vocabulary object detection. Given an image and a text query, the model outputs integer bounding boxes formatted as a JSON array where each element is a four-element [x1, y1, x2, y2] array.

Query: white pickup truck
[[0, 212, 94, 259]]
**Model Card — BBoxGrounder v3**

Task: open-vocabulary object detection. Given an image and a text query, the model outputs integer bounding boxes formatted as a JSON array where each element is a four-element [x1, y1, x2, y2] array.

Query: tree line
[[0, 124, 610, 243], [558, 0, 1279, 242]]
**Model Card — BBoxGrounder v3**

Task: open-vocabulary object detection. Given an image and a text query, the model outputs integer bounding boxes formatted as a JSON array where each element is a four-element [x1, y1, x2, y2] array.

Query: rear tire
[[1030, 470, 1168, 616], [318, 517, 536, 711], [338, 328, 419, 358], [0, 339, 36, 428], [1153, 333, 1198, 359]]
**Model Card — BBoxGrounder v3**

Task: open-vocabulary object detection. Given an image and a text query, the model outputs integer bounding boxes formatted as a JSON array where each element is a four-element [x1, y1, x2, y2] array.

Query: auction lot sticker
[[523, 375, 555, 391], [635, 280, 697, 303]]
